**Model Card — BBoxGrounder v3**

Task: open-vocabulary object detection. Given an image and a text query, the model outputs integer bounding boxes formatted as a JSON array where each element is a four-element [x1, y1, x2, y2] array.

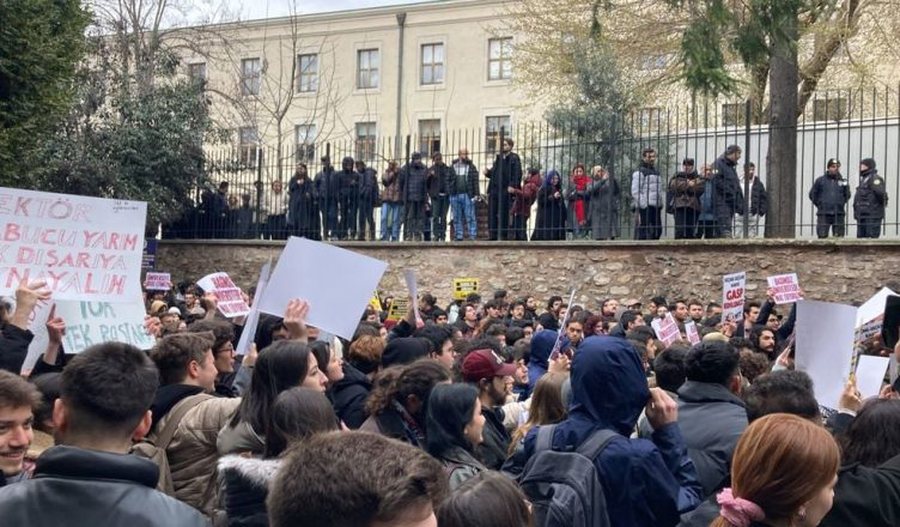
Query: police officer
[[809, 158, 851, 238], [853, 158, 888, 239]]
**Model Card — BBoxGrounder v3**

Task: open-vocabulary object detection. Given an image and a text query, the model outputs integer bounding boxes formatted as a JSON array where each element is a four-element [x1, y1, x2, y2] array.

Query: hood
[[382, 337, 430, 368], [569, 336, 649, 435], [544, 169, 560, 187], [218, 455, 281, 488], [530, 330, 557, 370], [150, 383, 205, 431], [334, 362, 372, 390]]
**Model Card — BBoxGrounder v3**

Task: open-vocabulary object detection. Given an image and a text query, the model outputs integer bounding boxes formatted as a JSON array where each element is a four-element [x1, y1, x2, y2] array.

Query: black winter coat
[[485, 153, 522, 197], [0, 324, 33, 374], [399, 161, 428, 203], [0, 446, 209, 527], [853, 169, 888, 219], [745, 177, 768, 216], [713, 156, 744, 218], [314, 167, 340, 204], [331, 362, 372, 429], [820, 454, 900, 527], [449, 158, 480, 197], [358, 167, 379, 206], [426, 163, 452, 198], [809, 172, 851, 215], [217, 455, 278, 527]]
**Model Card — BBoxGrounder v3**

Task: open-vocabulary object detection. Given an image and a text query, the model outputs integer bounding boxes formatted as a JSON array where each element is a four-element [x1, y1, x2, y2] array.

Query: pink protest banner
[[767, 273, 803, 305], [197, 272, 250, 318], [722, 271, 746, 322], [0, 188, 147, 301], [143, 272, 172, 291], [685, 320, 701, 346], [652, 313, 681, 347]]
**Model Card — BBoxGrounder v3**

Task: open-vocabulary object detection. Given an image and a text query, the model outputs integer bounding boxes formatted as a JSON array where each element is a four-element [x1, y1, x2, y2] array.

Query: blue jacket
[[523, 336, 703, 527], [527, 330, 557, 388]]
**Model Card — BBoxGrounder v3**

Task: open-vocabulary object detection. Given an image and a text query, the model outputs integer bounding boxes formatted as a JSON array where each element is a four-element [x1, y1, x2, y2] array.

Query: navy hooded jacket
[[522, 336, 703, 527], [527, 330, 556, 388]]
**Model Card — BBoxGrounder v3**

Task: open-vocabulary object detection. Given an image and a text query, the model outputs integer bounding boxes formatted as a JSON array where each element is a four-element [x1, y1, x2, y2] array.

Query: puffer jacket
[[152, 386, 241, 515], [631, 163, 663, 209], [809, 172, 850, 215], [399, 160, 428, 203], [331, 362, 372, 429], [217, 419, 265, 457], [217, 455, 281, 527], [0, 445, 209, 527], [519, 336, 703, 527]]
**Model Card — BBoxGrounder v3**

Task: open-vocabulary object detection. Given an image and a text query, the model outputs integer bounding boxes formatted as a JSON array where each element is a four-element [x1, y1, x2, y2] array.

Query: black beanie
[[861, 158, 876, 171]]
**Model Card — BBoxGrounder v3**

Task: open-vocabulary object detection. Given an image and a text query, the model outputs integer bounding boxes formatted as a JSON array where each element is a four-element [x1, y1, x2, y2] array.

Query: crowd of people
[[162, 140, 890, 242], [1, 274, 899, 527]]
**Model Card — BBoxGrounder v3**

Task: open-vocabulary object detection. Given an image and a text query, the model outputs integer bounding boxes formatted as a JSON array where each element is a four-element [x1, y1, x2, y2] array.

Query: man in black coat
[[314, 156, 340, 240], [355, 160, 379, 241], [809, 158, 851, 238], [736, 162, 768, 238], [427, 152, 453, 242], [336, 156, 359, 241], [0, 343, 208, 526], [853, 158, 888, 239], [484, 138, 522, 240], [713, 145, 745, 238], [399, 152, 429, 241]]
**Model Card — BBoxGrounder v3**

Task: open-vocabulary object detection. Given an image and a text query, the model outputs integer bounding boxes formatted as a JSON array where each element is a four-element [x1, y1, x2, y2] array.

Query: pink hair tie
[[716, 488, 765, 527]]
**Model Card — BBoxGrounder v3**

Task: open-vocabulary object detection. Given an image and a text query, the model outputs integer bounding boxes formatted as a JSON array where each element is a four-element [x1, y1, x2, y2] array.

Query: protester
[[460, 347, 517, 469], [187, 320, 238, 397], [503, 372, 567, 477], [710, 413, 839, 527], [0, 343, 209, 525], [426, 383, 488, 489], [586, 165, 621, 240], [218, 341, 326, 456], [0, 280, 51, 374], [360, 360, 451, 448], [0, 371, 40, 487], [437, 470, 532, 527], [309, 340, 345, 388], [268, 431, 448, 527], [331, 334, 383, 428], [217, 387, 339, 527], [532, 169, 567, 240]]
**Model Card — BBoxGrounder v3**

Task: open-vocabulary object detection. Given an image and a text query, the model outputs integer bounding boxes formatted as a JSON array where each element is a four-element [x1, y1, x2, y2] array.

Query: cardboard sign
[[722, 272, 746, 323], [652, 313, 681, 347], [197, 272, 250, 318], [257, 237, 388, 340], [453, 278, 480, 301], [856, 355, 890, 399], [767, 273, 802, 304], [0, 188, 147, 301], [235, 260, 272, 356], [685, 320, 701, 346], [387, 297, 410, 321], [143, 272, 172, 291], [796, 300, 856, 410], [55, 300, 155, 354]]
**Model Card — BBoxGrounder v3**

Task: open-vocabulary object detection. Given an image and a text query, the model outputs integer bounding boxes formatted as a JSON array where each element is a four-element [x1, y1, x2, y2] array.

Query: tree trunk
[[766, 6, 799, 238]]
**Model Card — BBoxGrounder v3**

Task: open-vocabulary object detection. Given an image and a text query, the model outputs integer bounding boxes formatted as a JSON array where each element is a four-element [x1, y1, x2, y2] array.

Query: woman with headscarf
[[566, 163, 589, 239], [532, 169, 567, 240]]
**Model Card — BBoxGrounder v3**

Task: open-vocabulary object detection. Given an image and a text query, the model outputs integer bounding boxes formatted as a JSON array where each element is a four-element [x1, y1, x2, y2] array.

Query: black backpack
[[519, 424, 617, 527]]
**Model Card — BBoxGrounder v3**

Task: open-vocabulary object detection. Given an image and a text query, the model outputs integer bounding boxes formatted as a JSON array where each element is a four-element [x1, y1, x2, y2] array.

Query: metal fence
[[161, 87, 900, 241]]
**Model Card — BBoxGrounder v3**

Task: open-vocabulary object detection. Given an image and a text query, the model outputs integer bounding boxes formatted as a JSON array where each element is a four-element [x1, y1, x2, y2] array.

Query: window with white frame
[[241, 58, 261, 96], [357, 49, 380, 89], [238, 126, 259, 166], [418, 119, 441, 156], [485, 115, 511, 153], [297, 54, 318, 93], [295, 124, 317, 162], [355, 122, 377, 162], [487, 38, 513, 81], [421, 43, 444, 85]]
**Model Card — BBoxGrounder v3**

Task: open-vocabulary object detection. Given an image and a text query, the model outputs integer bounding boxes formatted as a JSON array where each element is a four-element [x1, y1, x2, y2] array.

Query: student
[[425, 383, 488, 489], [0, 343, 208, 526], [437, 471, 532, 527], [0, 371, 40, 487]]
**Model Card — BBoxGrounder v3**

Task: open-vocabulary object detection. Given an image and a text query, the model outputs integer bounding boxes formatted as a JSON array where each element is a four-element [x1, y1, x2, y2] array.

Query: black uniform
[[809, 171, 851, 238], [853, 160, 887, 239]]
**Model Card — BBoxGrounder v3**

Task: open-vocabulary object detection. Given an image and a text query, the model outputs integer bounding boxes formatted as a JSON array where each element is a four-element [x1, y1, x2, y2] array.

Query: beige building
[[180, 0, 542, 169]]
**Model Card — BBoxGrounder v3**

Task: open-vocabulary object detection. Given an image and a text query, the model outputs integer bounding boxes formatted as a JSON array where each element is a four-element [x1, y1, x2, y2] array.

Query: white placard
[[796, 300, 856, 410], [55, 299, 154, 354], [235, 260, 272, 356], [143, 272, 172, 291], [685, 320, 701, 346], [404, 269, 422, 324], [653, 313, 681, 347], [857, 287, 897, 327], [855, 355, 890, 400], [722, 272, 746, 322], [257, 237, 388, 340], [20, 299, 54, 375], [0, 187, 146, 301], [197, 272, 250, 318], [766, 273, 803, 304]]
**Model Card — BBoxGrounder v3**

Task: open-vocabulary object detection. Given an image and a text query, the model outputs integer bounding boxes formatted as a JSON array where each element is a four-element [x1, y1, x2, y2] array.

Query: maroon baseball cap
[[462, 349, 518, 383]]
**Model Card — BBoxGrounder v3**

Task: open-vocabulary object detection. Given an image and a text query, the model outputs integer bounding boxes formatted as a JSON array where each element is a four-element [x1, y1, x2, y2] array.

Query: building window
[[721, 103, 747, 127], [488, 38, 513, 81], [812, 97, 848, 121], [418, 119, 441, 156], [485, 115, 511, 153], [420, 43, 444, 85], [238, 126, 259, 166], [297, 54, 318, 93], [355, 122, 377, 162], [357, 49, 380, 89], [295, 124, 317, 162], [241, 58, 261, 96], [188, 62, 207, 84]]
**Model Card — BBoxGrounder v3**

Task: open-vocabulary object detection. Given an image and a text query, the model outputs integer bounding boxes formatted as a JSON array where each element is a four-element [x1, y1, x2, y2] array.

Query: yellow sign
[[453, 278, 480, 301], [387, 297, 410, 321], [369, 292, 382, 312]]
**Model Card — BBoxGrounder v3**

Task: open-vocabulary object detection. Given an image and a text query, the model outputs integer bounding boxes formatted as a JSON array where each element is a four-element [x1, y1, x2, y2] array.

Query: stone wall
[[156, 240, 899, 308]]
